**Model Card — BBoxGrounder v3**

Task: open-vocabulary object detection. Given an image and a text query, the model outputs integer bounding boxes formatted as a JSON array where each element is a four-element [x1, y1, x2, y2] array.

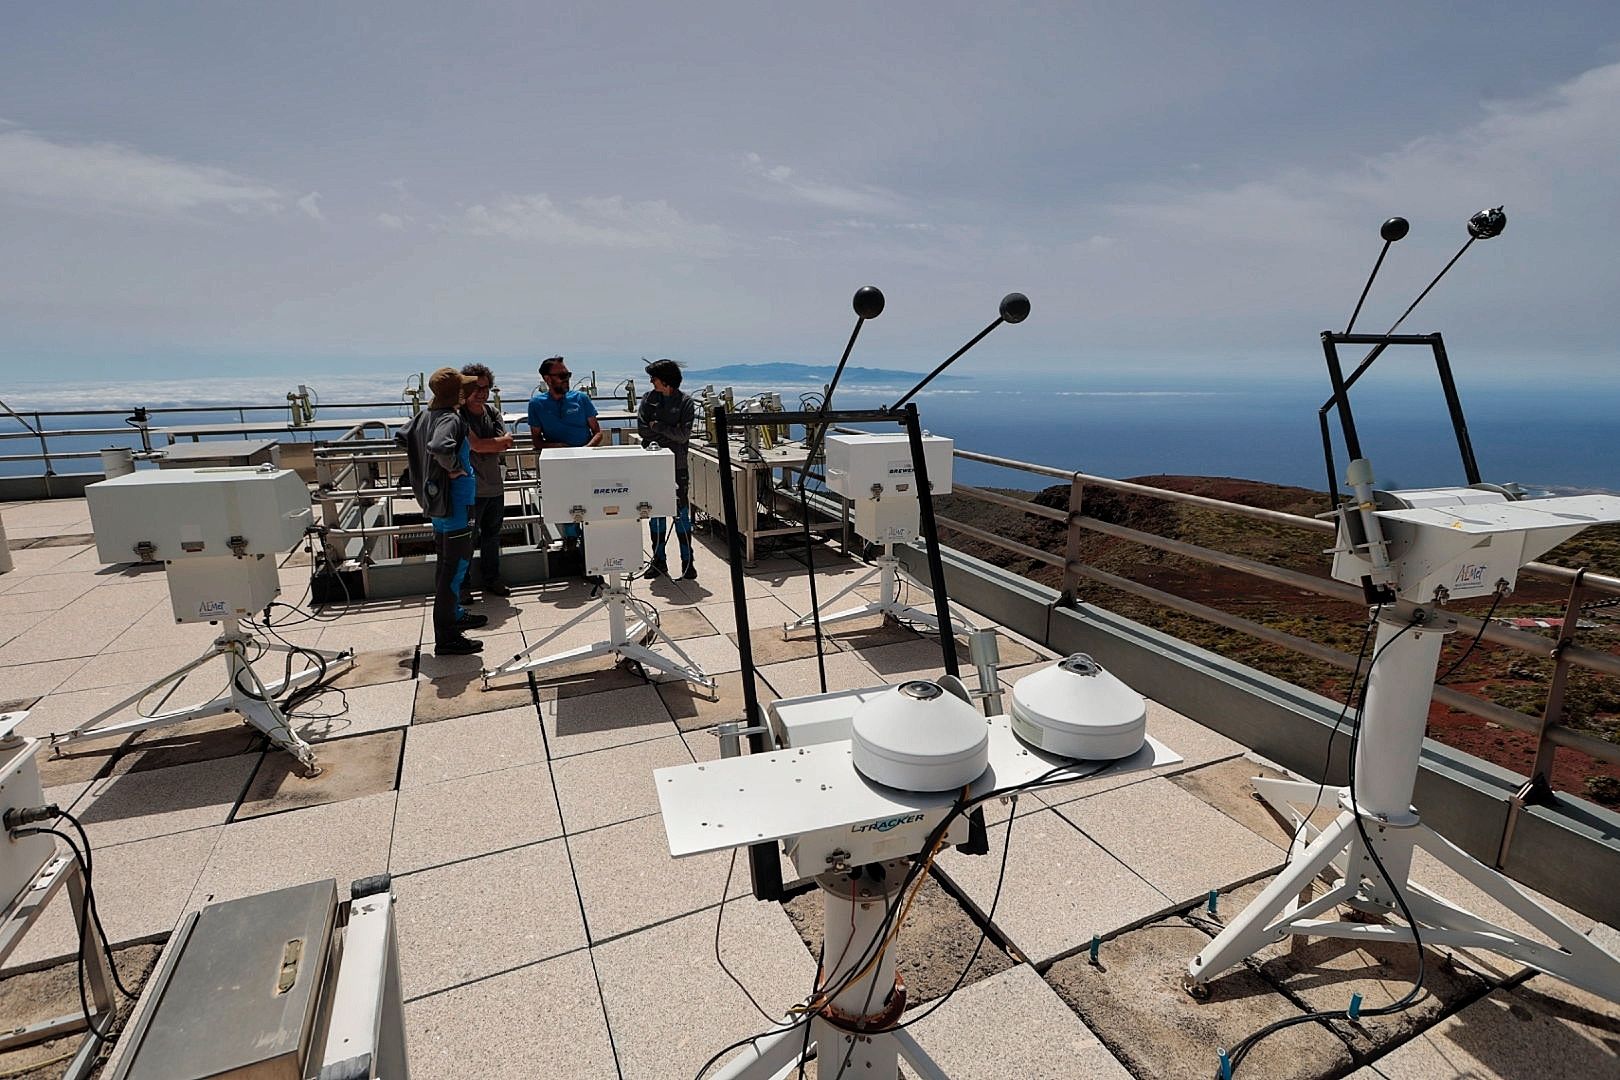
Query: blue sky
[[3, 2, 1619, 386]]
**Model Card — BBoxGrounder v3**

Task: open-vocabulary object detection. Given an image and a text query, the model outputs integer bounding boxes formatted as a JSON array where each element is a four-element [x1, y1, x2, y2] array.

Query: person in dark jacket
[[637, 358, 697, 580], [397, 367, 489, 655], [458, 362, 515, 597]]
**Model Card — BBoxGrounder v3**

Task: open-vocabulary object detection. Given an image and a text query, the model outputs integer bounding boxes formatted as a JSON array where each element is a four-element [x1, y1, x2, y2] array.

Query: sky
[[3, 1, 1619, 388]]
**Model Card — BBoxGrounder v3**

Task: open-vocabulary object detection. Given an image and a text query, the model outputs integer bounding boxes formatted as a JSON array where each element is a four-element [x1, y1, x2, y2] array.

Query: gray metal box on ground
[[116, 880, 337, 1080], [156, 439, 281, 469]]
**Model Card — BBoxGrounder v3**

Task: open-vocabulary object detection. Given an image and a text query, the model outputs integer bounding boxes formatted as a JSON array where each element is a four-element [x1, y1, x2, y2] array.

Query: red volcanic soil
[[935, 475, 1620, 808]]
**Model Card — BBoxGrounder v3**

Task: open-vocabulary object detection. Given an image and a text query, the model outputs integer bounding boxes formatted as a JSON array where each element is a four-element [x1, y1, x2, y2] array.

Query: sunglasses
[[546, 371, 573, 380]]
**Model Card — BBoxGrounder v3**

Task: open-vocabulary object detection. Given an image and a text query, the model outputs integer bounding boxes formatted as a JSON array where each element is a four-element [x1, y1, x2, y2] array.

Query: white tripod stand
[[54, 615, 349, 774], [784, 542, 978, 639], [1186, 482, 1620, 1001], [481, 570, 717, 697]]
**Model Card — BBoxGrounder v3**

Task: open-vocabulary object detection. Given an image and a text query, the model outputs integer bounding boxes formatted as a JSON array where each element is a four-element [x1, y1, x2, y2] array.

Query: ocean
[[3, 370, 1614, 496]]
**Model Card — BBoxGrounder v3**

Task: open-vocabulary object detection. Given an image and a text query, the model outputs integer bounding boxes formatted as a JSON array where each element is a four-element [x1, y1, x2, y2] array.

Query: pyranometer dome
[[851, 680, 990, 793], [1009, 654, 1147, 761]]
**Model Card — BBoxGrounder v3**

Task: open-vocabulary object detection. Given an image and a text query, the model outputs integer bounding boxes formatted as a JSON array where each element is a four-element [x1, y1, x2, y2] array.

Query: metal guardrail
[[937, 449, 1620, 808]]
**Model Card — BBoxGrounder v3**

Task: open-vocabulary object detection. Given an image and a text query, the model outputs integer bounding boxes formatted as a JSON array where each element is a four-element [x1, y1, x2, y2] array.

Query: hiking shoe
[[435, 636, 483, 656], [681, 561, 698, 580], [455, 612, 489, 630], [482, 581, 512, 597], [642, 560, 668, 580]]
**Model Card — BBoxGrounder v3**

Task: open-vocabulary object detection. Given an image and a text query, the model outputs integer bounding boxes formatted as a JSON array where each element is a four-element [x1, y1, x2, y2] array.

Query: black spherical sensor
[[1380, 217, 1410, 242], [1467, 206, 1507, 240], [999, 292, 1031, 324], [853, 286, 885, 319]]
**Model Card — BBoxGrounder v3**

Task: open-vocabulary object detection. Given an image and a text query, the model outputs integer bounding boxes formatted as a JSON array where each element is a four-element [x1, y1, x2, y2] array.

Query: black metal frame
[[713, 403, 961, 900], [1317, 330, 1483, 507]]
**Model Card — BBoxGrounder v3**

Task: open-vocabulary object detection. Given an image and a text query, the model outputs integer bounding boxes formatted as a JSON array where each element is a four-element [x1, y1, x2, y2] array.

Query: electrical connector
[[4, 803, 60, 832]]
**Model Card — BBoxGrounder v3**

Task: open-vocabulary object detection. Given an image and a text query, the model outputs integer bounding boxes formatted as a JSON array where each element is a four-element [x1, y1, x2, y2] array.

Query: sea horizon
[[4, 367, 1615, 497]]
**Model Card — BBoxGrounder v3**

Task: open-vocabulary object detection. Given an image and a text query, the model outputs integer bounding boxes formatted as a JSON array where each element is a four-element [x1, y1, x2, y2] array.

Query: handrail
[[938, 447, 1620, 780]]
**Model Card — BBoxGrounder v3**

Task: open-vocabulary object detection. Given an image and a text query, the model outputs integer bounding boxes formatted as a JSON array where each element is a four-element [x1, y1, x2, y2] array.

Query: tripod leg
[[783, 565, 880, 632], [707, 1021, 814, 1080], [1188, 813, 1356, 987]]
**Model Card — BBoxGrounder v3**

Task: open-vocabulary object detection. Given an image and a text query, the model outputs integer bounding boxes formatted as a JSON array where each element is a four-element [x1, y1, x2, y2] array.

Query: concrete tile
[[936, 808, 1172, 965], [569, 813, 749, 941], [327, 646, 416, 689], [292, 676, 416, 743], [53, 643, 217, 694], [394, 840, 586, 997], [817, 612, 922, 651], [236, 729, 403, 819], [1046, 919, 1354, 1080], [188, 790, 395, 908], [655, 606, 719, 641], [1055, 777, 1283, 903], [536, 652, 663, 698], [1140, 699, 1247, 770], [399, 705, 544, 788], [419, 630, 525, 679], [2, 827, 220, 972], [904, 963, 1133, 1079], [543, 683, 677, 757], [116, 712, 265, 774], [697, 595, 796, 637], [317, 615, 421, 654], [514, 582, 609, 631], [594, 898, 816, 1080], [1245, 926, 1492, 1058], [727, 627, 828, 666], [1363, 976, 1620, 1079], [404, 951, 616, 1079], [319, 597, 431, 625], [102, 606, 222, 653], [647, 633, 742, 681], [1166, 755, 1309, 851], [657, 671, 775, 733], [847, 637, 955, 683], [390, 762, 562, 874], [413, 669, 535, 723], [758, 652, 880, 700], [0, 657, 90, 702], [35, 733, 127, 787], [551, 734, 693, 834], [0, 611, 129, 665], [0, 608, 49, 649], [74, 752, 258, 848]]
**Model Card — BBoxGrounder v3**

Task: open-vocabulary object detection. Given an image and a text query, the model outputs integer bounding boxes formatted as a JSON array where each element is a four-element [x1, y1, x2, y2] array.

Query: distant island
[[683, 362, 963, 385]]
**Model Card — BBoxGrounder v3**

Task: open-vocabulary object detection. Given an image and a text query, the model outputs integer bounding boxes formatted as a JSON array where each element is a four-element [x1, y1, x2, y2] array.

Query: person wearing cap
[[396, 367, 490, 655], [458, 362, 515, 597], [527, 356, 603, 572], [636, 358, 697, 580]]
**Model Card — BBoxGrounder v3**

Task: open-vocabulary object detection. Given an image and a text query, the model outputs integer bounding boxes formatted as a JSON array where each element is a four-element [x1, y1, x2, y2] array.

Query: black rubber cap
[[1380, 217, 1410, 242], [1468, 206, 1507, 240], [853, 285, 886, 319], [999, 292, 1031, 324]]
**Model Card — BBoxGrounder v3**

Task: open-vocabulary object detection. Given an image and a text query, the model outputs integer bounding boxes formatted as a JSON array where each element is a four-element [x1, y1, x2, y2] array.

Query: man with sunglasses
[[527, 356, 604, 449], [527, 356, 604, 575], [459, 363, 516, 597]]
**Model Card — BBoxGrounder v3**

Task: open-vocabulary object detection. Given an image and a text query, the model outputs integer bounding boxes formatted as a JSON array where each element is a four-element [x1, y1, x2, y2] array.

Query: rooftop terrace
[[0, 493, 1616, 1079]]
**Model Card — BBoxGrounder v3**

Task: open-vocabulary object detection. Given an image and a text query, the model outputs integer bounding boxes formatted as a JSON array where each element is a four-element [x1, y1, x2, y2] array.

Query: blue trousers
[[431, 504, 474, 641]]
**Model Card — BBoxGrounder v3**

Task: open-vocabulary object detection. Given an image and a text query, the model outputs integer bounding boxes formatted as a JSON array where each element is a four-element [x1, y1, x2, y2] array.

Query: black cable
[[1287, 604, 1382, 855], [715, 849, 778, 1024], [1435, 587, 1506, 685], [697, 758, 1110, 1078], [886, 793, 1021, 1034], [57, 812, 141, 999]]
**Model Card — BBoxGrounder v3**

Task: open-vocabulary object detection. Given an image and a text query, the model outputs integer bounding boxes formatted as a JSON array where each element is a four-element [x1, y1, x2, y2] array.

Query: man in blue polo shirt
[[528, 356, 604, 574], [528, 356, 604, 448]]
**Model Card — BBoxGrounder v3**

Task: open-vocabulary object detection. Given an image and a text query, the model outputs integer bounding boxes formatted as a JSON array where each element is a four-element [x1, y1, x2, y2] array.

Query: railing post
[[1496, 569, 1585, 868], [1058, 473, 1085, 607]]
